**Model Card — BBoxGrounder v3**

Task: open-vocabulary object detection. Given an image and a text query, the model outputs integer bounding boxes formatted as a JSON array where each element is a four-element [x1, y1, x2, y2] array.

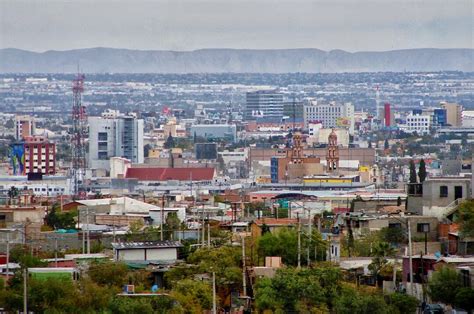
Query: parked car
[[423, 304, 443, 314]]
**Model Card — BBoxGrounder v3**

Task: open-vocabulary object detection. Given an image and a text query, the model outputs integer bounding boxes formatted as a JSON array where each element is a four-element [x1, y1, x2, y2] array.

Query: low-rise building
[[112, 241, 183, 263]]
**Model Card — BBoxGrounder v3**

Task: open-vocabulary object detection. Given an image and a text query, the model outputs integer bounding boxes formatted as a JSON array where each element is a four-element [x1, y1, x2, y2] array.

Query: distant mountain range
[[0, 47, 472, 73]]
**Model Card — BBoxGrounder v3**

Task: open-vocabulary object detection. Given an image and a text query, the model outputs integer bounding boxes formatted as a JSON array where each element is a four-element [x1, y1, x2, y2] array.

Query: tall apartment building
[[88, 110, 144, 171], [23, 136, 56, 175], [303, 100, 355, 134], [15, 115, 35, 140], [440, 102, 462, 127], [245, 90, 284, 121]]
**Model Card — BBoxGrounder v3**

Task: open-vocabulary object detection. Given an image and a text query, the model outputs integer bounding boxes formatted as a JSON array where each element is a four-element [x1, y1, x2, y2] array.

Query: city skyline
[[0, 0, 472, 52]]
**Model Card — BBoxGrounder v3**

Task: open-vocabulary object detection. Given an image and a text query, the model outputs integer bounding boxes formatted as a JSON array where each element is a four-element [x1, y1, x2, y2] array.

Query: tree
[[170, 279, 213, 313], [144, 144, 152, 158], [333, 286, 390, 314], [387, 292, 419, 314], [87, 261, 129, 289], [45, 204, 77, 230], [456, 200, 474, 238], [368, 242, 396, 286], [164, 132, 175, 149], [428, 266, 462, 305], [454, 287, 474, 312], [418, 158, 427, 182], [409, 160, 417, 183], [7, 186, 19, 205], [380, 227, 405, 246]]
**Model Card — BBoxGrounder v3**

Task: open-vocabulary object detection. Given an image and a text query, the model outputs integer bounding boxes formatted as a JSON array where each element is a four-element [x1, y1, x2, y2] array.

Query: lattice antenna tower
[[71, 73, 87, 198]]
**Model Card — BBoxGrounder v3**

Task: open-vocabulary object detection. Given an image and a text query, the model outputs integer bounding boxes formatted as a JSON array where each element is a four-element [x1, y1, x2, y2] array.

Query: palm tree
[[369, 241, 397, 287]]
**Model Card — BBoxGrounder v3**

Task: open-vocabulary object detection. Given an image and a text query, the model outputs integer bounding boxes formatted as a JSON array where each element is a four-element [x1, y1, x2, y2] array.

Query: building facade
[[245, 90, 284, 120], [303, 100, 355, 134], [88, 110, 144, 171], [23, 136, 56, 175], [440, 102, 463, 127], [404, 114, 431, 134], [15, 115, 35, 140]]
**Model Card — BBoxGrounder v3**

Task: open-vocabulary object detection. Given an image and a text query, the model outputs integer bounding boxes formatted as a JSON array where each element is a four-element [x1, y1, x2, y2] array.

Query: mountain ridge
[[1, 47, 472, 73]]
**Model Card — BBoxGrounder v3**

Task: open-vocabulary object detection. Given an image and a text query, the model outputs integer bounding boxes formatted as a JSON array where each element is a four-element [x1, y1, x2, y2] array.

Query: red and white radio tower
[[71, 73, 87, 198]]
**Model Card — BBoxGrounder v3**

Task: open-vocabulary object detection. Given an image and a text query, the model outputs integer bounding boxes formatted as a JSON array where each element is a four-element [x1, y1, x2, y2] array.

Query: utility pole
[[307, 207, 312, 266], [54, 236, 58, 267], [212, 272, 217, 314], [161, 194, 165, 241], [23, 268, 28, 314], [207, 220, 211, 247], [297, 215, 301, 269], [202, 204, 205, 246], [86, 207, 90, 254], [242, 236, 247, 297], [5, 232, 9, 287], [407, 219, 414, 296]]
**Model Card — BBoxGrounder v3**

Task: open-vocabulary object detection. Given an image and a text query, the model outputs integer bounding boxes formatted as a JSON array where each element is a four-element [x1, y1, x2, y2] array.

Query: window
[[98, 152, 108, 160], [417, 223, 430, 233], [389, 223, 401, 229], [98, 142, 108, 151], [98, 132, 108, 141], [440, 185, 448, 197]]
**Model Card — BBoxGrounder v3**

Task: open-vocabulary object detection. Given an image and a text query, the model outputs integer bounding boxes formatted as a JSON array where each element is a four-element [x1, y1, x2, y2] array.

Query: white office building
[[402, 114, 431, 134], [303, 100, 355, 134], [88, 110, 144, 171]]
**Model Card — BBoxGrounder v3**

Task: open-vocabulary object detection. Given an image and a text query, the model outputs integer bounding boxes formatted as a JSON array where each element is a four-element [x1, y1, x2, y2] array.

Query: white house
[[112, 241, 183, 263]]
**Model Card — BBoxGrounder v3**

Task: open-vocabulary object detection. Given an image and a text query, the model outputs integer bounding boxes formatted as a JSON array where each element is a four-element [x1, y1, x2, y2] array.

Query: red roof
[[125, 167, 215, 181]]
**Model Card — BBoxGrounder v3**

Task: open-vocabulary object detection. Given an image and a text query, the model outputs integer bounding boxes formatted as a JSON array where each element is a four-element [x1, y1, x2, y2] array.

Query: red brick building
[[24, 136, 56, 175]]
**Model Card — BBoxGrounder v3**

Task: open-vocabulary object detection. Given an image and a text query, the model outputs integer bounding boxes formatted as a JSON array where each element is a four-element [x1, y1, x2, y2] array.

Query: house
[[112, 241, 183, 263]]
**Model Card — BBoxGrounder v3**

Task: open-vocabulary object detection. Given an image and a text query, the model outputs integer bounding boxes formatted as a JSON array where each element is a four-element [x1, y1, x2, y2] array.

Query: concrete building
[[23, 136, 56, 175], [403, 114, 431, 134], [303, 100, 355, 134], [440, 102, 463, 127], [15, 115, 35, 140], [407, 177, 471, 218], [245, 90, 284, 120], [88, 110, 144, 172], [112, 241, 183, 263], [190, 124, 237, 142]]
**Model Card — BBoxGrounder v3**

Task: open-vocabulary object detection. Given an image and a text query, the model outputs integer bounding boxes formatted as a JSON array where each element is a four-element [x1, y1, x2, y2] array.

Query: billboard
[[10, 143, 25, 175], [336, 117, 351, 128]]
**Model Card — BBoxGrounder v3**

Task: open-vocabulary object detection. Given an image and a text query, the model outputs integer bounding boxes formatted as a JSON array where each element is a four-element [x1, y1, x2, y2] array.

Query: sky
[[0, 0, 472, 52]]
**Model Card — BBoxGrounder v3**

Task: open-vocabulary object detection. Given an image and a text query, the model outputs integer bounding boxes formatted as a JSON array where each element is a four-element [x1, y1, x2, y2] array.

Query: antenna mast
[[71, 73, 87, 198]]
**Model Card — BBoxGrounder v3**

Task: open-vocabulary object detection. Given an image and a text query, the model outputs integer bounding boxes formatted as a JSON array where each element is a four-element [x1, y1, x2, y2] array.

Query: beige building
[[441, 102, 463, 127]]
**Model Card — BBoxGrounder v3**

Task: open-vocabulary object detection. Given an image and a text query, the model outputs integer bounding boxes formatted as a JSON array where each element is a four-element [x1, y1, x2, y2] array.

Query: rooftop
[[125, 167, 215, 181], [112, 241, 183, 250]]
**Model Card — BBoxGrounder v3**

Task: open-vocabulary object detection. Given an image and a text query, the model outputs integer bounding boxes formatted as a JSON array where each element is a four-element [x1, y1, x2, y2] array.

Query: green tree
[[7, 186, 19, 205], [456, 200, 474, 238], [409, 160, 417, 183], [454, 287, 474, 312], [45, 204, 77, 229], [428, 266, 462, 305], [368, 242, 396, 286], [170, 279, 213, 313], [87, 261, 129, 289], [164, 133, 175, 149], [28, 277, 77, 313], [387, 292, 419, 314], [334, 286, 391, 314], [380, 227, 405, 246], [418, 158, 427, 182]]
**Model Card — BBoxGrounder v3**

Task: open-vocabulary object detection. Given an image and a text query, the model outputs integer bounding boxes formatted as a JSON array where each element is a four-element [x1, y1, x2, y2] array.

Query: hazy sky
[[0, 0, 472, 52]]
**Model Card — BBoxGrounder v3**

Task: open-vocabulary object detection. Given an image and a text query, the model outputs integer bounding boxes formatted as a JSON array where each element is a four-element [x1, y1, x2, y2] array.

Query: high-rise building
[[384, 103, 394, 127], [10, 136, 56, 175], [440, 102, 462, 127], [433, 109, 447, 126], [88, 110, 144, 171], [303, 100, 355, 134], [15, 115, 35, 140], [245, 90, 284, 121]]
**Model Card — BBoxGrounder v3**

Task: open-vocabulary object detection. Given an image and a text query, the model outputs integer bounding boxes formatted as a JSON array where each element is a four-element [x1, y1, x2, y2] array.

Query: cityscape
[[0, 0, 473, 313]]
